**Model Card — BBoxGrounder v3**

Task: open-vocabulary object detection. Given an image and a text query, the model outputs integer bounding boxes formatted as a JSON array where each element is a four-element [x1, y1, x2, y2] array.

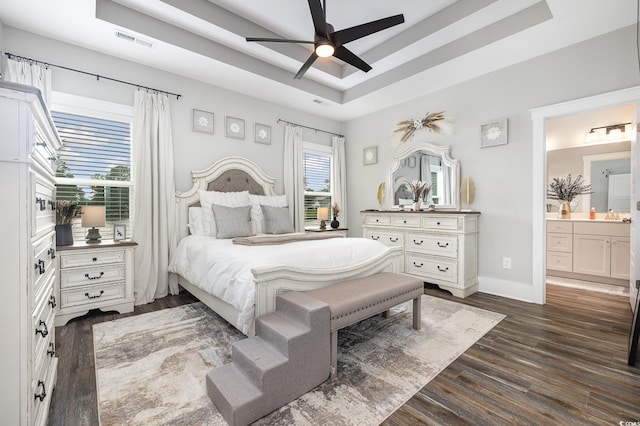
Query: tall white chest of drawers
[[0, 82, 61, 425], [362, 210, 480, 298]]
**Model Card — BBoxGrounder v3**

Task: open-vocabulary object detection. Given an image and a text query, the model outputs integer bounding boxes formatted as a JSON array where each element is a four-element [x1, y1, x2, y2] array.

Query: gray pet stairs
[[206, 291, 331, 426]]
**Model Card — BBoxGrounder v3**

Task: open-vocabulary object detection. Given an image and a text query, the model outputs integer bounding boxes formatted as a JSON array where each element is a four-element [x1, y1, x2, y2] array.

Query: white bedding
[[168, 234, 390, 333]]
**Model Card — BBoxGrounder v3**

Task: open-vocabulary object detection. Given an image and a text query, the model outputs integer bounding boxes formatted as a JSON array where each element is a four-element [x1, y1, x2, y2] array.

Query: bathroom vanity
[[547, 218, 630, 285]]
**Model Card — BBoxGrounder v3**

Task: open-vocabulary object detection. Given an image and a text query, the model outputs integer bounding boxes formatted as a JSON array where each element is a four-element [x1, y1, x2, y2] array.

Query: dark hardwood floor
[[48, 285, 640, 425]]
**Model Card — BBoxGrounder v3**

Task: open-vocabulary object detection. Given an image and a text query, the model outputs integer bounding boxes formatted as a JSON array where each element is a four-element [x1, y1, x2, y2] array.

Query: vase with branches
[[547, 174, 591, 219], [406, 180, 431, 211]]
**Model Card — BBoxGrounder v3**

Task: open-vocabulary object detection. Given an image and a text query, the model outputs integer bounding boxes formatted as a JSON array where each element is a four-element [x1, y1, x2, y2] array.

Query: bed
[[170, 156, 402, 335]]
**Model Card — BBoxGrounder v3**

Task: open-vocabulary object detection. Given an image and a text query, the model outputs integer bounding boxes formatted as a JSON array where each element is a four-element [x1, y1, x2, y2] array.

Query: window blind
[[303, 151, 332, 227], [53, 111, 132, 240]]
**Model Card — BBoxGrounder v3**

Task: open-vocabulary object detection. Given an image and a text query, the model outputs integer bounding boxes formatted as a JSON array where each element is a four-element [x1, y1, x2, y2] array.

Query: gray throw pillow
[[261, 205, 295, 234], [211, 204, 253, 239]]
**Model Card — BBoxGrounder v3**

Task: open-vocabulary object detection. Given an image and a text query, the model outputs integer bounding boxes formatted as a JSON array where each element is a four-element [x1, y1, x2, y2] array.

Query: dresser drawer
[[364, 215, 391, 226], [60, 282, 126, 308], [32, 285, 55, 376], [405, 254, 458, 284], [547, 232, 572, 253], [422, 216, 458, 231], [365, 230, 404, 247], [33, 231, 56, 303], [60, 249, 126, 269], [390, 215, 420, 228], [547, 251, 572, 272], [31, 171, 55, 238], [32, 122, 58, 175], [547, 221, 572, 233], [406, 233, 458, 258], [60, 263, 125, 288]]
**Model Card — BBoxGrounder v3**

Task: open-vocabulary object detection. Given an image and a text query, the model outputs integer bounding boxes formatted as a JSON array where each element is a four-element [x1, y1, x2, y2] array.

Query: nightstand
[[305, 227, 348, 237], [55, 240, 137, 326]]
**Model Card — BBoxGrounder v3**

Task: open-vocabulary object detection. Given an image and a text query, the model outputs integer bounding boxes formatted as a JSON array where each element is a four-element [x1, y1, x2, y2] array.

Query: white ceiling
[[0, 0, 636, 121]]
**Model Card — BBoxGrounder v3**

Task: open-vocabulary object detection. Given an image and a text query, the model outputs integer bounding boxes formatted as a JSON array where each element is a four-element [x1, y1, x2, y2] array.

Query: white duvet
[[168, 234, 390, 333]]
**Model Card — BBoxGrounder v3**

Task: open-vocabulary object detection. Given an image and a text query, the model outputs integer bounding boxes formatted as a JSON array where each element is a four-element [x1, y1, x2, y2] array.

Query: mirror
[[389, 142, 460, 210], [546, 145, 631, 213]]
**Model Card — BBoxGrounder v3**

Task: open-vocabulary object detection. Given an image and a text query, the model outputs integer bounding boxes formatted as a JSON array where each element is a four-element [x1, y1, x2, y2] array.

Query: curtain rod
[[277, 118, 343, 138], [4, 52, 182, 99]]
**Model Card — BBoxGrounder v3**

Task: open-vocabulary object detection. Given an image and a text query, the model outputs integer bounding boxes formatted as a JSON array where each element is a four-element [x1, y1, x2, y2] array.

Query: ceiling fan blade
[[331, 14, 405, 46], [246, 37, 315, 44], [333, 46, 372, 73], [308, 0, 328, 37], [294, 52, 319, 79]]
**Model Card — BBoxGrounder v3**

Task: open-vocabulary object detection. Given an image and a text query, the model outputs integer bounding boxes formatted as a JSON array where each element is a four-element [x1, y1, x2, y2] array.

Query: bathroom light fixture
[[584, 122, 632, 144]]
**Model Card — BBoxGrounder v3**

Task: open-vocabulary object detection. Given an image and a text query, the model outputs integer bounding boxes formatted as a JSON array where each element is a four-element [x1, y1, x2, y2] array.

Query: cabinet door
[[611, 236, 631, 280], [573, 234, 610, 277]]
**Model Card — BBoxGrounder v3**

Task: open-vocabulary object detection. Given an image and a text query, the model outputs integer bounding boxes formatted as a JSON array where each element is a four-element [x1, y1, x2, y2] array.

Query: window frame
[[302, 141, 334, 228], [51, 92, 134, 240]]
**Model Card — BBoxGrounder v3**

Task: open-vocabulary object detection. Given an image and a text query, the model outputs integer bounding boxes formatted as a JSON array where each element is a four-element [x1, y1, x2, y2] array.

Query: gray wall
[[343, 25, 640, 300], [2, 26, 341, 193]]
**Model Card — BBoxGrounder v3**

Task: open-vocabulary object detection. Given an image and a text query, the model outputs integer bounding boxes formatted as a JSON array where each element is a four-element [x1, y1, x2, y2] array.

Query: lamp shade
[[81, 206, 106, 228], [317, 207, 329, 221]]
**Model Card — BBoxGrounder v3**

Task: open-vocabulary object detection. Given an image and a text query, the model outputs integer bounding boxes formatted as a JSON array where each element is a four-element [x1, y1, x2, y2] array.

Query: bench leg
[[330, 330, 338, 377], [413, 296, 422, 330], [382, 309, 390, 319]]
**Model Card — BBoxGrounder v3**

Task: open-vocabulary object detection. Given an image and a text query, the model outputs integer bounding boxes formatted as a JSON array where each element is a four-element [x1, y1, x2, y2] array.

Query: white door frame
[[531, 86, 640, 304]]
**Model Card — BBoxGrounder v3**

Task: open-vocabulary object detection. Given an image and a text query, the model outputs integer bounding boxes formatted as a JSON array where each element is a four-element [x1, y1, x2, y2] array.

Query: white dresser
[[55, 240, 137, 326], [0, 82, 61, 425], [361, 210, 480, 298]]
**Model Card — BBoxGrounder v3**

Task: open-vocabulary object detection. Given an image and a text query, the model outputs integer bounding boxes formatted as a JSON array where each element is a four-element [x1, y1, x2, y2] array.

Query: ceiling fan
[[246, 0, 405, 79]]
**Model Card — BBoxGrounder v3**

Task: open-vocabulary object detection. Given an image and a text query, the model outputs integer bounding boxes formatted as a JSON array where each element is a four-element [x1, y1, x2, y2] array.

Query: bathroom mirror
[[389, 142, 460, 210]]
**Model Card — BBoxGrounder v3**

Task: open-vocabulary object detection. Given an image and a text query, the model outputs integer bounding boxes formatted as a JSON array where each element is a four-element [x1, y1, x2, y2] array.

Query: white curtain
[[331, 135, 347, 227], [421, 155, 433, 205], [132, 90, 179, 304], [3, 57, 52, 105], [284, 124, 304, 231]]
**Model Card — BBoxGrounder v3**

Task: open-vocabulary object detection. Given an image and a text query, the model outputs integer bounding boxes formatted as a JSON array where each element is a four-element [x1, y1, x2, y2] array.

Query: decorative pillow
[[249, 194, 288, 234], [261, 205, 295, 234], [187, 207, 206, 236], [211, 204, 253, 239], [198, 190, 250, 237]]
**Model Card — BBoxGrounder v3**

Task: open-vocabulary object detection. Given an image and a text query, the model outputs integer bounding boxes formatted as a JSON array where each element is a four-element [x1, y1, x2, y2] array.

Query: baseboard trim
[[477, 276, 538, 304]]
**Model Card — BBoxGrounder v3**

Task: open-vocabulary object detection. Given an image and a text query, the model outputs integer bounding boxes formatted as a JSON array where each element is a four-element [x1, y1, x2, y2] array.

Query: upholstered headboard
[[175, 157, 277, 239]]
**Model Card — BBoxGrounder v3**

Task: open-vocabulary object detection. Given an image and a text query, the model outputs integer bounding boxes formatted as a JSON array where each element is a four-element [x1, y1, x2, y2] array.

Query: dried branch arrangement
[[547, 174, 592, 202], [394, 111, 452, 143]]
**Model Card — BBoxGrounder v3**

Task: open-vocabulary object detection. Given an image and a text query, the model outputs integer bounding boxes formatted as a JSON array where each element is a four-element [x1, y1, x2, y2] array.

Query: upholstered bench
[[305, 272, 423, 376]]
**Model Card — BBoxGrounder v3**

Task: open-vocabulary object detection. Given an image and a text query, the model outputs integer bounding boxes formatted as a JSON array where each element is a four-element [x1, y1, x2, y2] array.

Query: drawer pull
[[437, 242, 449, 248], [48, 295, 57, 308], [413, 239, 424, 245], [375, 219, 380, 222], [92, 257, 98, 262], [370, 235, 380, 241], [35, 320, 48, 337], [389, 237, 399, 243], [85, 272, 104, 280], [34, 380, 46, 402], [437, 265, 449, 272], [436, 221, 441, 226], [48, 248, 56, 259], [85, 290, 105, 299], [35, 197, 46, 211], [47, 342, 56, 357], [48, 156, 57, 162], [412, 261, 424, 268], [36, 141, 47, 147], [403, 220, 407, 223], [34, 259, 45, 275]]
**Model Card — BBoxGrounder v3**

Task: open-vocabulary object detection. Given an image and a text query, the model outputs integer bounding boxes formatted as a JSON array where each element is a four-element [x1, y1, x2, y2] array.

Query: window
[[52, 93, 133, 241], [303, 142, 333, 228]]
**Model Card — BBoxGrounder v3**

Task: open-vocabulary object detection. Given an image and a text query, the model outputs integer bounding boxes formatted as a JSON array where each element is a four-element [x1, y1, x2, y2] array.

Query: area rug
[[94, 297, 505, 425]]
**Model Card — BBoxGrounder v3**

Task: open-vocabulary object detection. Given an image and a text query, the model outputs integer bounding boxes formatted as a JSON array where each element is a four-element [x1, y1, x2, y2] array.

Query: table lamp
[[82, 206, 106, 243], [317, 207, 329, 230]]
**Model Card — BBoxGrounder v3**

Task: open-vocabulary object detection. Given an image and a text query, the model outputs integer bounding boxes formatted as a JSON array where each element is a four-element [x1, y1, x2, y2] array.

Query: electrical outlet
[[503, 257, 512, 269]]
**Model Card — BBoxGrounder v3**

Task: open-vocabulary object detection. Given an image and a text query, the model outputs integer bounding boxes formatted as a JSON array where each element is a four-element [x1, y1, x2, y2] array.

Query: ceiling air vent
[[115, 31, 153, 48]]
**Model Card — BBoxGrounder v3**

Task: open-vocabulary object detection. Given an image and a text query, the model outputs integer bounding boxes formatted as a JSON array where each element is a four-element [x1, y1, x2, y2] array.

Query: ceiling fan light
[[315, 43, 335, 58]]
